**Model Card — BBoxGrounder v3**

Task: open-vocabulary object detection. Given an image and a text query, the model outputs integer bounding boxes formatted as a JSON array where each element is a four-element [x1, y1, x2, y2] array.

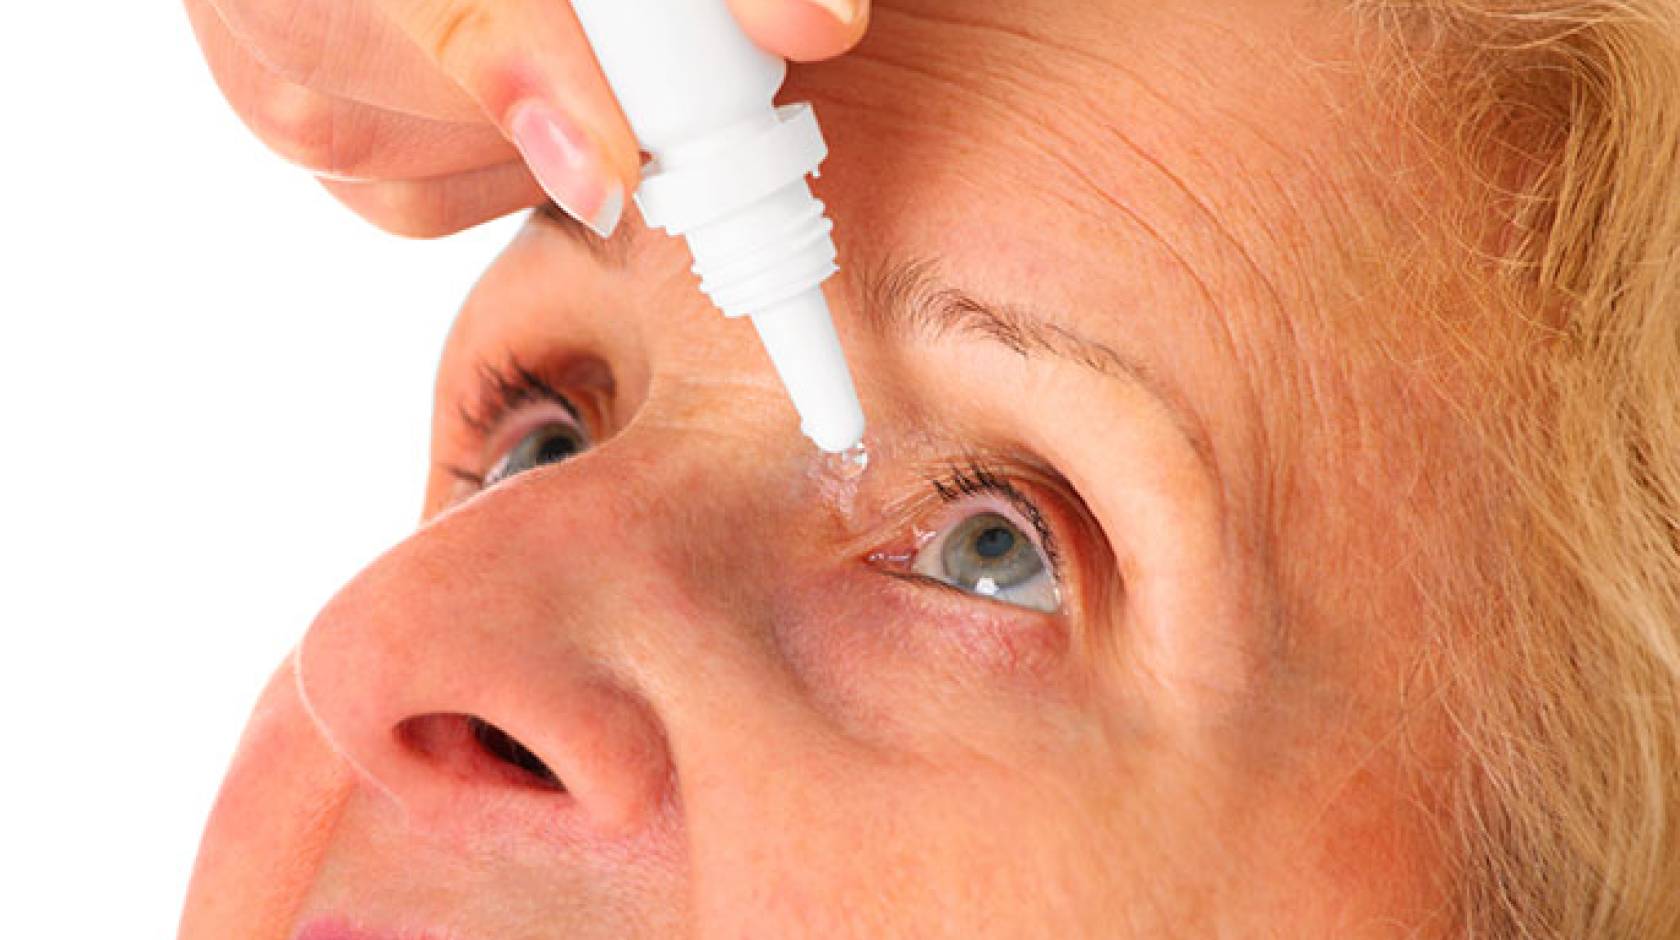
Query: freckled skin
[[181, 1, 1484, 937]]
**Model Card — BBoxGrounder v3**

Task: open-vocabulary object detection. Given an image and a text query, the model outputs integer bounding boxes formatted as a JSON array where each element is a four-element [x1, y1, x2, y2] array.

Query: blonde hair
[[1359, 2, 1680, 935]]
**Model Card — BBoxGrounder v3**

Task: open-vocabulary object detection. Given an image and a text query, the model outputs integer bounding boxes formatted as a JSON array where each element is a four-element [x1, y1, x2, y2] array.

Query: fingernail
[[506, 100, 624, 238], [806, 0, 859, 26]]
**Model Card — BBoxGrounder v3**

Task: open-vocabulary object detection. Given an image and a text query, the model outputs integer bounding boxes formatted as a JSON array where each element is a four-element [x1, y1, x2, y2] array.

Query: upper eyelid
[[487, 398, 589, 451], [458, 360, 583, 438], [442, 361, 591, 491], [439, 398, 587, 490]]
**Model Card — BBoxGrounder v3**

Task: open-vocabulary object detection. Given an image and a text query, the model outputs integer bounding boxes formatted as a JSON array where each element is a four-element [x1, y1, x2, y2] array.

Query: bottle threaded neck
[[687, 182, 838, 318]]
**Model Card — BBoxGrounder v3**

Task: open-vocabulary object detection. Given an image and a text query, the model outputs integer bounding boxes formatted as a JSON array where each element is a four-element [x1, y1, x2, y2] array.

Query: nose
[[294, 459, 681, 843]]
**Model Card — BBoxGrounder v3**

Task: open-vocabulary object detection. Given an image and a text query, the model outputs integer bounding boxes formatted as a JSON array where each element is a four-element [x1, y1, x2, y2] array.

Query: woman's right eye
[[484, 418, 590, 487]]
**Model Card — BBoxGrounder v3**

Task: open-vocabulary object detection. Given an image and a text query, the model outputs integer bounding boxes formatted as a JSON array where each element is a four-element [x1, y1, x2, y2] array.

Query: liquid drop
[[826, 442, 870, 481], [814, 441, 871, 519]]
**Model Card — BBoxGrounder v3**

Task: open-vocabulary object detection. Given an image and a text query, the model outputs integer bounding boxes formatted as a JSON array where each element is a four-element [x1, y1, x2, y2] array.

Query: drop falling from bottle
[[827, 442, 870, 480], [814, 441, 870, 520]]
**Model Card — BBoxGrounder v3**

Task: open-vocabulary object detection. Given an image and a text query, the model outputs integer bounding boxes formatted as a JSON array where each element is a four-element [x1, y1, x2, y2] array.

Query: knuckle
[[414, 0, 497, 73], [248, 83, 375, 177], [356, 180, 460, 239]]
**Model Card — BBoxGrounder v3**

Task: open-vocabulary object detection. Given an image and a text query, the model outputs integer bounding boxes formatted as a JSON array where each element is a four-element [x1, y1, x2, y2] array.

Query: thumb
[[727, 0, 872, 62]]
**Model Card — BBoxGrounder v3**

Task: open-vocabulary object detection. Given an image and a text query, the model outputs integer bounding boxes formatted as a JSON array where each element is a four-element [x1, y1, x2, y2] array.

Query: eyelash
[[443, 363, 1065, 587], [444, 359, 581, 488], [926, 461, 1062, 578]]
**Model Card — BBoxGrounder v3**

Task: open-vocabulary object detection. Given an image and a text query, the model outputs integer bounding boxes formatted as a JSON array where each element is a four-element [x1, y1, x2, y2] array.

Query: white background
[[2, 4, 523, 935]]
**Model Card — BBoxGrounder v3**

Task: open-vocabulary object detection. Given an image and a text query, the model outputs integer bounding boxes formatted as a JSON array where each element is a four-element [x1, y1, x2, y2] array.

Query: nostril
[[395, 713, 565, 793], [468, 716, 564, 790]]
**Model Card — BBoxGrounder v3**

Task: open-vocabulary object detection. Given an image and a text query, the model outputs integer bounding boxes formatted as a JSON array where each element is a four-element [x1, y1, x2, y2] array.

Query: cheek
[[768, 560, 1080, 755], [179, 658, 354, 940]]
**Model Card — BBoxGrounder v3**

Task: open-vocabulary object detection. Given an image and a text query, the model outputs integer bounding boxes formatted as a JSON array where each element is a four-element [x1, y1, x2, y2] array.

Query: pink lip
[[294, 917, 451, 940]]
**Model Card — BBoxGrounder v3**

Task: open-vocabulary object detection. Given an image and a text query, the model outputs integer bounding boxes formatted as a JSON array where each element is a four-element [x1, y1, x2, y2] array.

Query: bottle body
[[568, 0, 866, 453], [568, 0, 786, 152]]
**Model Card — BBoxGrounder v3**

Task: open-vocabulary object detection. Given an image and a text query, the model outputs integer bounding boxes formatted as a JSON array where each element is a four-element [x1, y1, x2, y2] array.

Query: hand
[[186, 0, 870, 237]]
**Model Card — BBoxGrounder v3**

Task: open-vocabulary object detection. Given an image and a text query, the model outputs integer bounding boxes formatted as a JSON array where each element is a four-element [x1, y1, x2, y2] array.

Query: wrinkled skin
[[181, 0, 1491, 936]]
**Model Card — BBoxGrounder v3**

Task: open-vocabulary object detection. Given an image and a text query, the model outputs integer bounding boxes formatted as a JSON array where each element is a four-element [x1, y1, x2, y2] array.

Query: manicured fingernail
[[506, 100, 623, 238], [806, 0, 859, 26]]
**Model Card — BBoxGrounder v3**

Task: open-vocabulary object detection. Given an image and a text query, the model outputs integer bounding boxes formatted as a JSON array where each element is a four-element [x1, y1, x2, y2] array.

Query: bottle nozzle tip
[[802, 415, 866, 454], [749, 289, 866, 454]]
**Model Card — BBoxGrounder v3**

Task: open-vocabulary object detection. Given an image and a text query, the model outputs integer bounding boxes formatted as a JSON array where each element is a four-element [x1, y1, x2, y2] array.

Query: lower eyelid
[[874, 568, 1075, 677], [877, 566, 1051, 616]]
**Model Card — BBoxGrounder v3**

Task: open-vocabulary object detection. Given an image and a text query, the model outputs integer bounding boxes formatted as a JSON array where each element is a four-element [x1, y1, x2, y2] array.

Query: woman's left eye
[[484, 419, 589, 486], [910, 510, 1061, 613]]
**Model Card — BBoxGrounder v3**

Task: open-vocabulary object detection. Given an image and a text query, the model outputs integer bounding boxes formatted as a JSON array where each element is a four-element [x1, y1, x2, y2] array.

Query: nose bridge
[[294, 448, 726, 843]]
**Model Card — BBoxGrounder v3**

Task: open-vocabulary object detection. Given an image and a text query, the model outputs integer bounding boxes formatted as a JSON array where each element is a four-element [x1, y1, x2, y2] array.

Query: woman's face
[[184, 1, 1485, 935]]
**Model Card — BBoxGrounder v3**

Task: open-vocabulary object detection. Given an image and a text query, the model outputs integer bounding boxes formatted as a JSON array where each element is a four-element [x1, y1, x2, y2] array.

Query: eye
[[484, 415, 589, 486], [910, 509, 1061, 613]]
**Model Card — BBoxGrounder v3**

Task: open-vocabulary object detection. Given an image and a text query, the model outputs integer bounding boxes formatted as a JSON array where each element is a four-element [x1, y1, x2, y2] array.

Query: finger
[[373, 0, 641, 238], [189, 0, 516, 180], [200, 0, 483, 123], [318, 161, 547, 238], [726, 0, 871, 62]]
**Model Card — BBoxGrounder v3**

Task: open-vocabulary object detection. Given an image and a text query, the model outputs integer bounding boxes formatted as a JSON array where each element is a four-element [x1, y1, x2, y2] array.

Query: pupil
[[973, 525, 1016, 559], [536, 432, 579, 464]]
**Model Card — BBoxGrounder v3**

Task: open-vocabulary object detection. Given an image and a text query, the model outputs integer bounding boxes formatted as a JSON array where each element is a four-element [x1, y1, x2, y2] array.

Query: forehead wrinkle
[[833, 3, 1377, 378], [858, 254, 1220, 478], [836, 8, 1295, 414], [831, 43, 1282, 407], [863, 3, 1238, 116], [975, 118, 1278, 504]]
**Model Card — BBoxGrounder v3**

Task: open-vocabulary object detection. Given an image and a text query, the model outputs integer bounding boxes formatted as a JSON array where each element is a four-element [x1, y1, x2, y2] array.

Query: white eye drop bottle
[[568, 0, 866, 454]]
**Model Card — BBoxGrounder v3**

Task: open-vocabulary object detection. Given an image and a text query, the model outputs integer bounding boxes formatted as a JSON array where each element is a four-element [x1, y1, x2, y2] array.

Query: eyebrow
[[534, 201, 634, 265], [539, 207, 1215, 471], [860, 256, 1217, 473]]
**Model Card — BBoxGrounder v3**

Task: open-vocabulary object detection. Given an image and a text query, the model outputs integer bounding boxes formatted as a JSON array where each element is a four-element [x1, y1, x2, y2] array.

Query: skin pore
[[182, 0, 1496, 936]]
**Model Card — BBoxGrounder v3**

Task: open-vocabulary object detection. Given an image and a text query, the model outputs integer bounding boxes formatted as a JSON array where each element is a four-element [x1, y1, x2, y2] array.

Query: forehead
[[462, 0, 1434, 483], [792, 0, 1380, 280], [776, 0, 1405, 467], [793, 0, 1431, 407]]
